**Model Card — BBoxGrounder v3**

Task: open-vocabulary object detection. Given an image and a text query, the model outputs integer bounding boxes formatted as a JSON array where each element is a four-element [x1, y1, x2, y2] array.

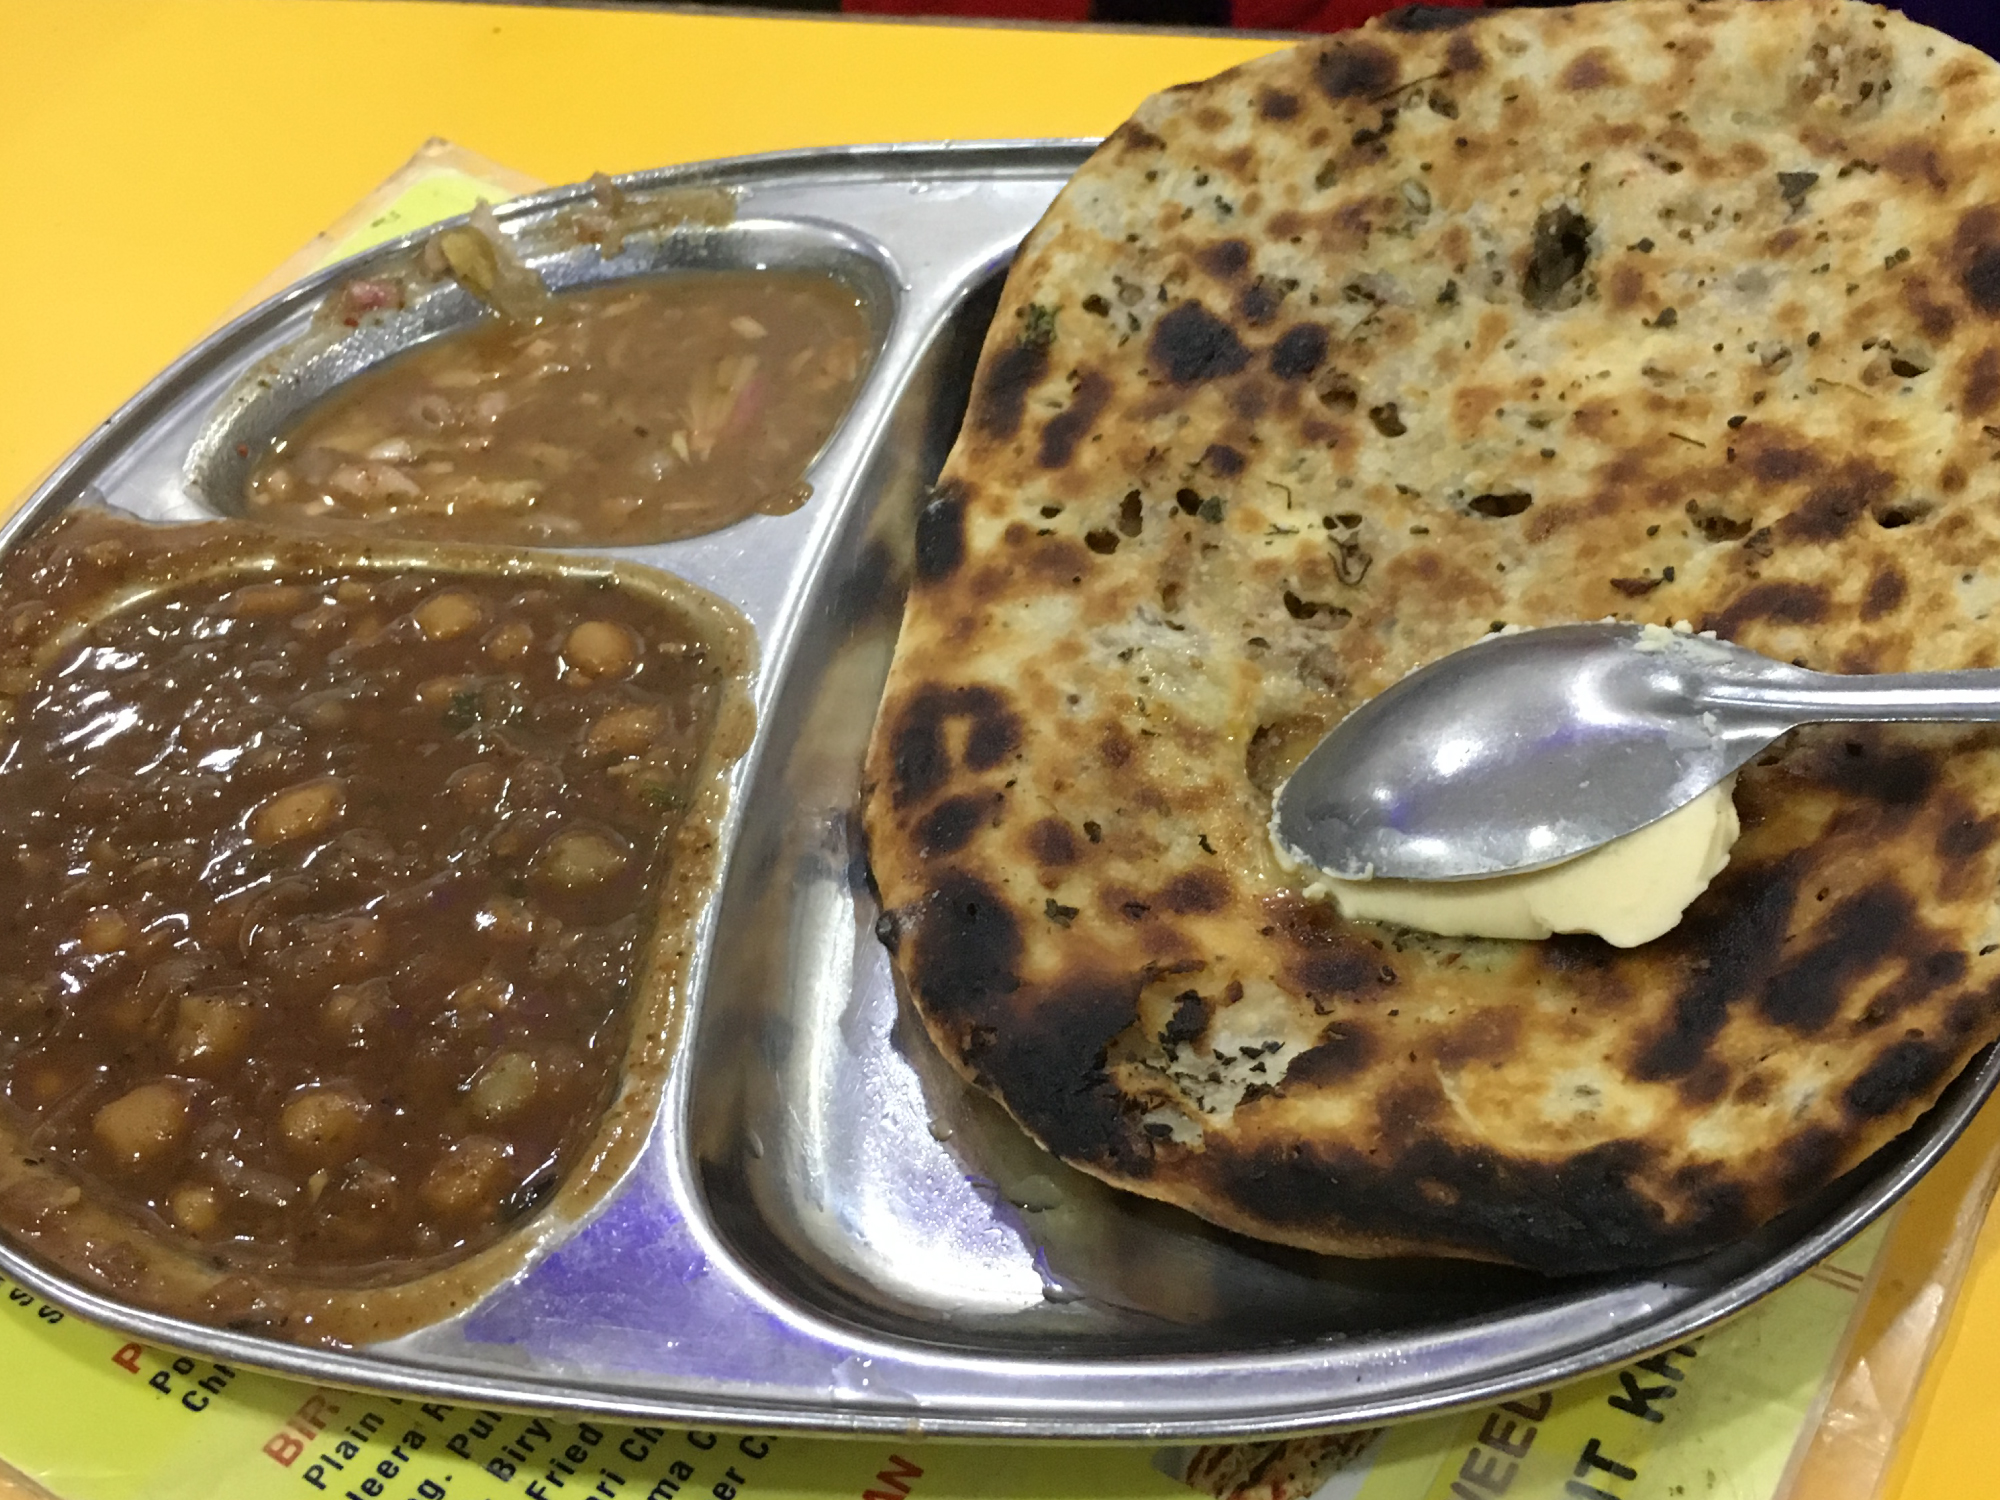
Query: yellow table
[[0, 3, 1994, 1496]]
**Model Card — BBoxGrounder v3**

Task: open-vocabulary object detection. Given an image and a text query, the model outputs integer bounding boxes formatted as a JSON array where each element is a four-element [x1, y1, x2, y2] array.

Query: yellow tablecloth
[[0, 3, 1996, 1495]]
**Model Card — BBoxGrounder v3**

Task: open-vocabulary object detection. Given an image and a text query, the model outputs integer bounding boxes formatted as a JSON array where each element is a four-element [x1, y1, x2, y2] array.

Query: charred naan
[[862, 0, 2000, 1272]]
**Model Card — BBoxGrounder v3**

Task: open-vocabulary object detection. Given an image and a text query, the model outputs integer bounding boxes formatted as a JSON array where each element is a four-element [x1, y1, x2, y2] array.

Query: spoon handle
[[1703, 668, 2000, 725]]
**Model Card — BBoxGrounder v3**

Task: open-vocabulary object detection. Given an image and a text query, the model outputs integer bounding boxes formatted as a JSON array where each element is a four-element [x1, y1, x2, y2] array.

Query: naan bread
[[861, 0, 2000, 1273]]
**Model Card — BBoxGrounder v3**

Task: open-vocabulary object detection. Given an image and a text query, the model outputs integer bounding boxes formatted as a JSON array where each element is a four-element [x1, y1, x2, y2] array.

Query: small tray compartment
[[0, 511, 755, 1346], [184, 217, 898, 546]]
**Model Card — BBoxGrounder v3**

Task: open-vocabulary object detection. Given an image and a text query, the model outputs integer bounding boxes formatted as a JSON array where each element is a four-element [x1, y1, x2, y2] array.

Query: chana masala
[[0, 513, 750, 1326], [245, 270, 871, 547]]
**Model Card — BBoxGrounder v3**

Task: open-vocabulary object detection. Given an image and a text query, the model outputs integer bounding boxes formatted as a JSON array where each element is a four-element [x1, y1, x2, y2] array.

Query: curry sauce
[[0, 513, 751, 1326], [245, 271, 870, 547]]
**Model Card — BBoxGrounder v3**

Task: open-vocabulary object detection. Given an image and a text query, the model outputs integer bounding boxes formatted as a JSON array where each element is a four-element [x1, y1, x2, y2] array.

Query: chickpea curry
[[0, 517, 746, 1287], [245, 270, 871, 547]]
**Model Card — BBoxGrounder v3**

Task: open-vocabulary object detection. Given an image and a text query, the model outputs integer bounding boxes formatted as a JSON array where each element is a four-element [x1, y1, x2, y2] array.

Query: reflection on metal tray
[[2, 140, 1995, 1441]]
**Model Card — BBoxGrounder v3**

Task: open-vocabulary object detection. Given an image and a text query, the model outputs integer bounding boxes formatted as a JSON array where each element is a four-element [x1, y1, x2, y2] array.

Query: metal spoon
[[1272, 622, 2000, 882]]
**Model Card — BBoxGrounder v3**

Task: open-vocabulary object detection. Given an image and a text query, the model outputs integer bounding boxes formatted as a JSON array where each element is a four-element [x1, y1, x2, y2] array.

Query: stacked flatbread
[[862, 0, 2000, 1272]]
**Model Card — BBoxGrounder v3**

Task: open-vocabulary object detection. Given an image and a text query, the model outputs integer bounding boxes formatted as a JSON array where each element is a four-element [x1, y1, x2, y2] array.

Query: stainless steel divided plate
[[4, 141, 1996, 1440]]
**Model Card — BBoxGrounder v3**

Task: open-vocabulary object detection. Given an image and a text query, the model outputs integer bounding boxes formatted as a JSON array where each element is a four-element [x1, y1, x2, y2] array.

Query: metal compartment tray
[[2, 140, 1994, 1441]]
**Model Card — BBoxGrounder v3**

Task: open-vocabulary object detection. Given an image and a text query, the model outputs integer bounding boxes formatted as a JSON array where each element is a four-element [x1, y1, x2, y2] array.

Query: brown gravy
[[0, 513, 750, 1324], [245, 271, 870, 546]]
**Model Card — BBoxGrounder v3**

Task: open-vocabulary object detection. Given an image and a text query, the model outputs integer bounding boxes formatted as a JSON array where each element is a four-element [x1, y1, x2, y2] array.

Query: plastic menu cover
[[0, 1213, 1899, 1500]]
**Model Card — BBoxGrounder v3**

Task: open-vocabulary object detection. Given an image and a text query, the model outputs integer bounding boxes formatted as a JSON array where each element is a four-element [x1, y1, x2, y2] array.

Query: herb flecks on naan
[[863, 0, 2000, 1273]]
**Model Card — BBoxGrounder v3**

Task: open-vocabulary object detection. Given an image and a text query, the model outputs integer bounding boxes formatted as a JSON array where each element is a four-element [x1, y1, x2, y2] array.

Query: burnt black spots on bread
[[1744, 441, 1817, 486], [1434, 1010, 1525, 1069], [1293, 941, 1392, 1000], [1777, 1125, 1843, 1197], [1198, 239, 1253, 279], [1759, 884, 1918, 1033], [1862, 566, 1908, 621], [1962, 348, 2000, 415], [1151, 302, 1253, 385], [1955, 207, 2000, 313], [906, 885, 1151, 1168], [1238, 281, 1284, 326], [1937, 808, 2000, 861], [975, 341, 1051, 441], [1522, 206, 1594, 311], [1158, 869, 1230, 914], [1374, 1077, 1446, 1143], [1634, 855, 1805, 1081], [888, 707, 951, 807], [1881, 141, 1949, 194], [916, 792, 1000, 858], [1704, 580, 1830, 641], [1807, 734, 1939, 811], [913, 482, 968, 583], [1677, 1059, 1731, 1108], [1962, 247, 2000, 314], [1284, 1024, 1378, 1086], [1669, 1155, 1756, 1227], [1214, 1134, 1737, 1274], [1445, 30, 1484, 74], [904, 871, 1023, 1032], [1778, 461, 1897, 544], [1947, 987, 2000, 1045], [1380, 2, 1477, 31], [1855, 950, 1971, 1033], [1038, 371, 1112, 469], [1844, 1037, 1954, 1118], [981, 976, 1150, 1168], [1203, 443, 1246, 477], [1539, 934, 1620, 976], [1559, 50, 1619, 93], [1161, 989, 1210, 1047], [1275, 898, 1397, 1001], [1314, 39, 1400, 100], [1027, 816, 1081, 867], [1902, 281, 1958, 344], [1271, 324, 1330, 380], [1258, 89, 1302, 121], [966, 702, 1021, 770], [888, 684, 1024, 807]]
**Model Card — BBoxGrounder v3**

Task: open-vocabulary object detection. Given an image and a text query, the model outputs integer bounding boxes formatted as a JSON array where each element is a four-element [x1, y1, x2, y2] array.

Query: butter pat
[[1300, 778, 1740, 948]]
